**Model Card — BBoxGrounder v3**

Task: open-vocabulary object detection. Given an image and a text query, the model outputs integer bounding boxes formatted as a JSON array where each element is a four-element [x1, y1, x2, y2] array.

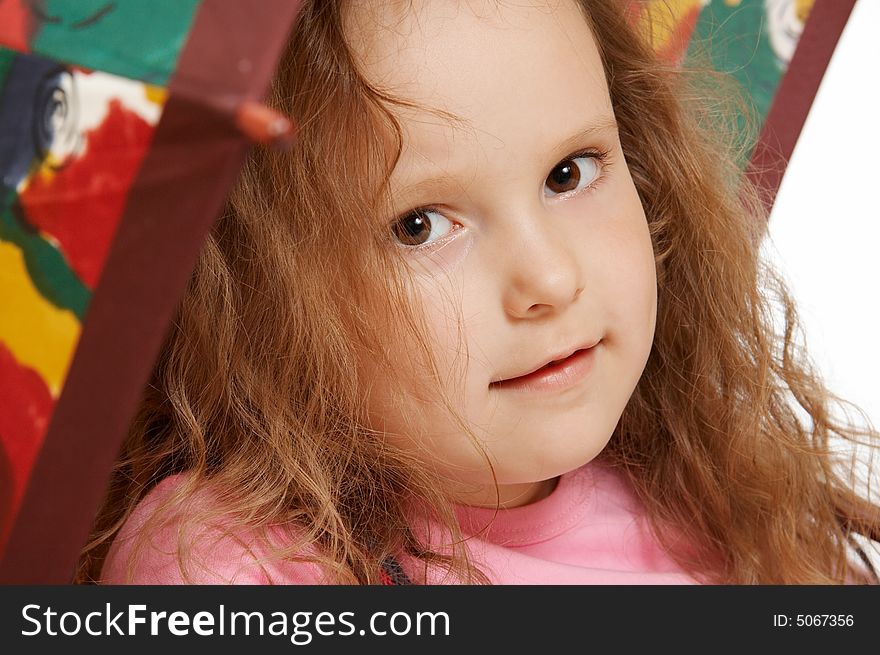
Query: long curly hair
[[77, 0, 880, 584]]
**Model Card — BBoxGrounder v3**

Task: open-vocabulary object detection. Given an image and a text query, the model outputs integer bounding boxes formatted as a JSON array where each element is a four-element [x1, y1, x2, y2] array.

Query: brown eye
[[544, 155, 600, 196], [391, 208, 454, 247]]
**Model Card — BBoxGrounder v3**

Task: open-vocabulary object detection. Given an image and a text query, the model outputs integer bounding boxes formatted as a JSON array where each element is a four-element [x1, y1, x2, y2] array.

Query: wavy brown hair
[[77, 0, 880, 584]]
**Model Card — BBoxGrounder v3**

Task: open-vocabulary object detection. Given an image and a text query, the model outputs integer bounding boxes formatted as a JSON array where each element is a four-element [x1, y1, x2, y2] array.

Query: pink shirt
[[101, 462, 698, 584]]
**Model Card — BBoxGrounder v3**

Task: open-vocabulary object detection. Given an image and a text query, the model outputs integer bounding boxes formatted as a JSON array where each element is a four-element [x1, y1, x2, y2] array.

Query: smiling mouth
[[490, 342, 600, 393]]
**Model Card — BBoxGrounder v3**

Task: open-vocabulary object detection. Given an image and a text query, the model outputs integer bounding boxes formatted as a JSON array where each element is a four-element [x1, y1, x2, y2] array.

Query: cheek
[[396, 271, 501, 458], [358, 300, 486, 478], [588, 189, 657, 347], [619, 215, 657, 330], [414, 276, 479, 405], [360, 275, 470, 436]]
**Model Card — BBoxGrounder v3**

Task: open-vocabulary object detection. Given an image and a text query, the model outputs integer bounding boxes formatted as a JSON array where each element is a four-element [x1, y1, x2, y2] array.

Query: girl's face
[[348, 0, 657, 507]]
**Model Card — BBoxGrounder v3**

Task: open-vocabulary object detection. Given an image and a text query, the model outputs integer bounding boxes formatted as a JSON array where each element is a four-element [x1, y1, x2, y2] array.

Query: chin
[[499, 424, 614, 484]]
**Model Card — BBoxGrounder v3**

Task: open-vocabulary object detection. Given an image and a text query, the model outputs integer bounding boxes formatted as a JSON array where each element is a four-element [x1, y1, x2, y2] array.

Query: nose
[[499, 211, 585, 320]]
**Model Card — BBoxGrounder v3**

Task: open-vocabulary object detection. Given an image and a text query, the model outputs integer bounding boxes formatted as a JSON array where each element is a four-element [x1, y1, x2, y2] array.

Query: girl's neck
[[452, 476, 561, 509]]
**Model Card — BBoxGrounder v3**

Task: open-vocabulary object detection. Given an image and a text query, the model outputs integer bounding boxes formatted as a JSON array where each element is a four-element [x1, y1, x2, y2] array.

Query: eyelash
[[395, 205, 460, 254], [391, 146, 612, 252], [549, 147, 611, 199]]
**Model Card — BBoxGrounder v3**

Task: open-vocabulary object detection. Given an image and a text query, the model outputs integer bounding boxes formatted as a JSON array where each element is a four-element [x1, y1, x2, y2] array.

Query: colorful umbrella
[[0, 0, 855, 583], [0, 0, 303, 583]]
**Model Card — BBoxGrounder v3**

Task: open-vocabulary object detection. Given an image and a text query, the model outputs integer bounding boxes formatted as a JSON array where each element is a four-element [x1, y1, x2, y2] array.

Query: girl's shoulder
[[100, 473, 325, 585]]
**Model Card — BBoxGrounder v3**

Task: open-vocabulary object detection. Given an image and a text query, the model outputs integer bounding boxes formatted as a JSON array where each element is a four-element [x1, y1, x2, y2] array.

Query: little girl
[[80, 0, 880, 584]]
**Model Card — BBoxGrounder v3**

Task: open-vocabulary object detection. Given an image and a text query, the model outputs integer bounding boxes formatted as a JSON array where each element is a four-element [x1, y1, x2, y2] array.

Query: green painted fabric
[[686, 0, 785, 127], [0, 48, 14, 90], [31, 0, 201, 85], [1, 192, 90, 321]]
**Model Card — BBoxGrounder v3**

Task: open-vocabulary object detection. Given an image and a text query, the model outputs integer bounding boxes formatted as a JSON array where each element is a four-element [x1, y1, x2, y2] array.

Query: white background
[[762, 0, 879, 502]]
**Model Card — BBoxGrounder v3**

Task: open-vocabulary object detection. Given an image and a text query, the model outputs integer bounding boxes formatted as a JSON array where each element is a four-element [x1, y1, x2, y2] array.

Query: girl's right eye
[[391, 208, 455, 247]]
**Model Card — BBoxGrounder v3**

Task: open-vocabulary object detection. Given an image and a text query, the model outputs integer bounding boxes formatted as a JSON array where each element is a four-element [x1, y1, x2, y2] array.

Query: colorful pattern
[[0, 0, 199, 85], [636, 0, 815, 131], [634, 0, 707, 65], [689, 0, 814, 128], [0, 0, 196, 551]]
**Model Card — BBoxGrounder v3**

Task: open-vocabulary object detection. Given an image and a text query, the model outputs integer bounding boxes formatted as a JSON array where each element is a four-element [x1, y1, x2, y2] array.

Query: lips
[[490, 341, 600, 393]]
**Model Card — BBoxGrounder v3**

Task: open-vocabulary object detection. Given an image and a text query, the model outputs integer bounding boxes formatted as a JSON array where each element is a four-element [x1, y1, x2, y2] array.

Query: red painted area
[[624, 1, 641, 28], [0, 341, 55, 553], [19, 99, 155, 290], [0, 0, 33, 52], [657, 6, 701, 65]]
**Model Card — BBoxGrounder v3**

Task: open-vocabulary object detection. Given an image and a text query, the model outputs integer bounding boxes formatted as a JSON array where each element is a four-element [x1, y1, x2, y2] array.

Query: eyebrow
[[550, 116, 619, 157], [390, 115, 620, 205]]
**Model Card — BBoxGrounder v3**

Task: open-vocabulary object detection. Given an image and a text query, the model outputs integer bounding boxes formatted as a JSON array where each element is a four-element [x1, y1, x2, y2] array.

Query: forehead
[[344, 0, 611, 119], [344, 0, 613, 190]]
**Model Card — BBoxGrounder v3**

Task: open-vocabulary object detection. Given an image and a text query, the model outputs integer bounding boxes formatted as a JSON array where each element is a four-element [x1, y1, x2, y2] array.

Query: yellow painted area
[[0, 240, 81, 397], [26, 154, 62, 187], [144, 83, 168, 107], [796, 0, 814, 24], [641, 0, 704, 51]]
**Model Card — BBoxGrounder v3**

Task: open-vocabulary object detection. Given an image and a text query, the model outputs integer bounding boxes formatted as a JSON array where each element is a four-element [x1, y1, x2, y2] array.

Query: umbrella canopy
[[634, 0, 853, 210]]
